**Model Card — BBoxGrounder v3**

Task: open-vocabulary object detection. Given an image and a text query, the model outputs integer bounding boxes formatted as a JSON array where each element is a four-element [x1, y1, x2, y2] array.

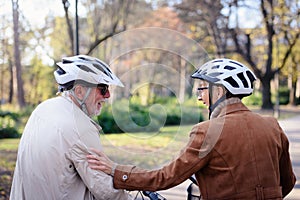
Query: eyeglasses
[[197, 87, 208, 91], [197, 87, 208, 95], [97, 85, 109, 95]]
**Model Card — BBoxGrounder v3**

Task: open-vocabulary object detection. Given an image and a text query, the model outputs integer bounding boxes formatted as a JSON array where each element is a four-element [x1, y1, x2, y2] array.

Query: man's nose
[[104, 90, 110, 98]]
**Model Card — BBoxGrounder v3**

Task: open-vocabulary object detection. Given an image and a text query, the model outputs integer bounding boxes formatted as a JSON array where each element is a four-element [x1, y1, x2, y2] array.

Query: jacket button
[[122, 175, 128, 181]]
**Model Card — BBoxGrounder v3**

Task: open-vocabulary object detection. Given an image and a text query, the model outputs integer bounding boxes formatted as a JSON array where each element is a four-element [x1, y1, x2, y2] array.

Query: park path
[[151, 113, 300, 200], [280, 114, 300, 200]]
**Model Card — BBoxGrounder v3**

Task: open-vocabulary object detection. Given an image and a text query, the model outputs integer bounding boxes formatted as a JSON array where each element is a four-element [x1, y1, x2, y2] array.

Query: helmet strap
[[70, 87, 92, 117], [208, 84, 226, 119]]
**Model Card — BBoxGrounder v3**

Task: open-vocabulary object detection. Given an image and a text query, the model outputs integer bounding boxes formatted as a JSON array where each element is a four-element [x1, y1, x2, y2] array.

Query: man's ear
[[73, 85, 85, 100]]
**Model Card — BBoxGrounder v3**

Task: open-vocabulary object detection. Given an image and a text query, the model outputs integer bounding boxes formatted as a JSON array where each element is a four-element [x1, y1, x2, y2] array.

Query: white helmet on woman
[[54, 55, 123, 92], [191, 58, 257, 119], [191, 58, 256, 96]]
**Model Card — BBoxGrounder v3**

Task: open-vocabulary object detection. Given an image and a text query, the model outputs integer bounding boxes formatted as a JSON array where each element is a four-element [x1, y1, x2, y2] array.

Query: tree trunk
[[289, 82, 296, 106], [179, 57, 186, 103], [8, 57, 14, 104], [62, 0, 74, 55], [289, 62, 299, 106], [12, 0, 26, 107], [288, 71, 297, 106], [261, 77, 273, 109]]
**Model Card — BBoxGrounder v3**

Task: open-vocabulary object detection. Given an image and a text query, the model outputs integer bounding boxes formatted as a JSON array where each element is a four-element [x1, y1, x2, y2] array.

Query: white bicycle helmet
[[54, 55, 124, 91], [191, 58, 256, 96]]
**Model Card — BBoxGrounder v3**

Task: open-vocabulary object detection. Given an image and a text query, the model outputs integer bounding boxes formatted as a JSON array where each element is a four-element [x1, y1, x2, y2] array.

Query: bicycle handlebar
[[137, 176, 198, 200], [142, 191, 167, 200]]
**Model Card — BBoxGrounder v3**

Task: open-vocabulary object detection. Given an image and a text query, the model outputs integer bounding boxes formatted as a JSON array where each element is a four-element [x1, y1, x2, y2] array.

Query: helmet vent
[[209, 72, 223, 77], [77, 64, 96, 74], [202, 69, 207, 75], [212, 65, 220, 69], [56, 67, 66, 75], [237, 72, 249, 88], [62, 60, 73, 64], [93, 63, 113, 79], [78, 56, 91, 61], [224, 65, 236, 70], [246, 71, 256, 88], [224, 77, 239, 88]]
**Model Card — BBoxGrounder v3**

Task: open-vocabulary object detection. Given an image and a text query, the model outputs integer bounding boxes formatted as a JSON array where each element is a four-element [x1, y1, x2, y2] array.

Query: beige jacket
[[113, 99, 296, 200], [10, 96, 132, 200]]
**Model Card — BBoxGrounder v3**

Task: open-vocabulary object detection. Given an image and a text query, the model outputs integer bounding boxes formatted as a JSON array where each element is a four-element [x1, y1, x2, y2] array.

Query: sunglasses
[[97, 85, 109, 95]]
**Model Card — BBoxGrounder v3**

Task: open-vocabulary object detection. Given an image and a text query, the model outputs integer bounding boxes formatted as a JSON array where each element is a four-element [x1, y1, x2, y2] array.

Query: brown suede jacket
[[113, 99, 296, 200]]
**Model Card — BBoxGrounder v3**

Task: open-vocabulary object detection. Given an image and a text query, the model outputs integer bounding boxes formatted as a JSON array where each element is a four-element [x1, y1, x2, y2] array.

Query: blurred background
[[0, 0, 299, 199]]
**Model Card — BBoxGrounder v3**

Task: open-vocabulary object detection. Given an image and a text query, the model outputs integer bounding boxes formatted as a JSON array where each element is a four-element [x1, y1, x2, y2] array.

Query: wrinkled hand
[[86, 148, 116, 175]]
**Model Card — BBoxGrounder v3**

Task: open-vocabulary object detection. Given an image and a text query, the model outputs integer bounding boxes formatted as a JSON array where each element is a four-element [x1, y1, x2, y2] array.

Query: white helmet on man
[[54, 55, 123, 92], [191, 58, 256, 96]]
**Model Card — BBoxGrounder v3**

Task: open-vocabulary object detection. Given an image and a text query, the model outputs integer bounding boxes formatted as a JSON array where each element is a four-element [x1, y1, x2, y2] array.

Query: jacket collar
[[210, 97, 250, 119], [60, 95, 103, 131]]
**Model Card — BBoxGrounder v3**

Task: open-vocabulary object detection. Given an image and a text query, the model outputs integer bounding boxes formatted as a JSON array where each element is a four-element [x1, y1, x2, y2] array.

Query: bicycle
[[132, 177, 201, 200], [131, 190, 167, 200]]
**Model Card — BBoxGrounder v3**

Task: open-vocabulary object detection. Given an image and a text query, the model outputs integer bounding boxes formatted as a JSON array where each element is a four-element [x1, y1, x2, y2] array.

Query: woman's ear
[[217, 86, 226, 98]]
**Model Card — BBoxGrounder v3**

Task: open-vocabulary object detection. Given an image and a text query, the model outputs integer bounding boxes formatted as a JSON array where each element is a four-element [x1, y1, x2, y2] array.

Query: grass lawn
[[0, 125, 194, 199], [0, 139, 19, 200], [101, 125, 193, 169]]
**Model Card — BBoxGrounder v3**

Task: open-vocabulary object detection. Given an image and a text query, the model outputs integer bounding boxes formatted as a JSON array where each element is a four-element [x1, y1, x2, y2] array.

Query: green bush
[[0, 127, 19, 139], [278, 87, 289, 105], [97, 106, 123, 133], [97, 98, 204, 134], [0, 111, 20, 139], [242, 88, 291, 106], [296, 96, 300, 105], [181, 106, 204, 124], [242, 93, 262, 106], [98, 104, 161, 133], [0, 111, 19, 121]]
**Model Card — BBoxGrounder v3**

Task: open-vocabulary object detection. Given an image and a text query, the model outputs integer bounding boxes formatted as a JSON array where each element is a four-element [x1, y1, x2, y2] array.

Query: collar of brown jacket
[[210, 97, 249, 119]]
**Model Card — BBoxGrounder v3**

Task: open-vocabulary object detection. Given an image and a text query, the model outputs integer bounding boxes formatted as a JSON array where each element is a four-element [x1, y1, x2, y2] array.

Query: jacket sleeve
[[279, 129, 296, 197], [67, 140, 133, 200], [113, 124, 211, 191]]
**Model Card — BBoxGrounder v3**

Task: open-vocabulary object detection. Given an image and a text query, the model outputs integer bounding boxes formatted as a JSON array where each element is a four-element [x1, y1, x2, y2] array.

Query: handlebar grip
[[142, 191, 166, 200]]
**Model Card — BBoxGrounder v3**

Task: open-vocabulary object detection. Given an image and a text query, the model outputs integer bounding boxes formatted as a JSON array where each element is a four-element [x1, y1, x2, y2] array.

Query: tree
[[60, 0, 141, 56], [50, 16, 74, 58], [281, 38, 300, 106], [141, 6, 189, 103], [274, 0, 300, 106], [12, 0, 26, 107], [23, 56, 55, 105], [61, 0, 74, 55], [175, 0, 229, 57], [0, 12, 14, 105], [175, 0, 300, 109], [230, 0, 299, 109]]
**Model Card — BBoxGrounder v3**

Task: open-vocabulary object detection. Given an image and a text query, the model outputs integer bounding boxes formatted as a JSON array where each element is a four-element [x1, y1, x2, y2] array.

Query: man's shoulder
[[35, 96, 70, 111]]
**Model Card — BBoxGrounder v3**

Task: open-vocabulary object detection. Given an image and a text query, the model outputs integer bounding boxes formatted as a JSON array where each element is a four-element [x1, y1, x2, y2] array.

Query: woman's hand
[[86, 148, 117, 176]]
